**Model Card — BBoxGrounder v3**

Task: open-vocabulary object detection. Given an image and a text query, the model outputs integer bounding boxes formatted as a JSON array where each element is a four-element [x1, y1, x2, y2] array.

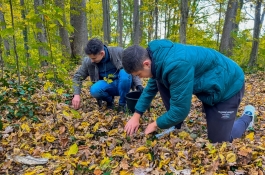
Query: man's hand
[[72, 95, 81, 109], [145, 121, 158, 135], [136, 85, 144, 92], [124, 113, 141, 135]]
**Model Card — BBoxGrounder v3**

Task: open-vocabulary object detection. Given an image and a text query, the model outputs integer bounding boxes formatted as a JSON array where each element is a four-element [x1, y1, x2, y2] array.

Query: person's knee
[[90, 85, 100, 98]]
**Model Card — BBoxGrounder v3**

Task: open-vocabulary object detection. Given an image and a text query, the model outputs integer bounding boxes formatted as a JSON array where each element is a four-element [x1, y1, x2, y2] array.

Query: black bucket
[[125, 91, 142, 113]]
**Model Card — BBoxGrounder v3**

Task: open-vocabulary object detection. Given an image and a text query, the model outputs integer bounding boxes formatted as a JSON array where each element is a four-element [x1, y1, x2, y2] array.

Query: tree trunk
[[179, 0, 189, 44], [20, 0, 30, 72], [55, 0, 72, 58], [0, 3, 10, 56], [219, 0, 238, 57], [139, 0, 143, 43], [216, 2, 222, 47], [117, 0, 123, 47], [34, 0, 49, 66], [70, 0, 88, 61], [248, 0, 262, 67], [102, 0, 111, 44], [154, 0, 158, 39], [164, 4, 168, 38], [148, 9, 154, 42], [133, 0, 140, 44], [9, 0, 20, 85]]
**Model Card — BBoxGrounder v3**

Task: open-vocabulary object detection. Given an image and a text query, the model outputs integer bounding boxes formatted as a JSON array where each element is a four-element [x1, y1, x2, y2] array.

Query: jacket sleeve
[[135, 78, 158, 113], [73, 58, 90, 95], [156, 60, 194, 129]]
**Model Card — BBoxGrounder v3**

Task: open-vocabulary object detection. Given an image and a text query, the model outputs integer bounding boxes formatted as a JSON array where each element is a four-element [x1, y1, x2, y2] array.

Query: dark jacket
[[73, 46, 142, 95], [135, 39, 244, 129]]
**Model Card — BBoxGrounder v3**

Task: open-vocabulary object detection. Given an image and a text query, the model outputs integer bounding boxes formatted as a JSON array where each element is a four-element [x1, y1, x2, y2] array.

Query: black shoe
[[96, 99, 102, 107], [118, 105, 127, 113], [106, 101, 114, 109]]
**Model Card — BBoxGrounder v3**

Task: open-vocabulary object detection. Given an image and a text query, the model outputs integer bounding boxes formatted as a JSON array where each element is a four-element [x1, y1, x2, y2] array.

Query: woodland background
[[0, 0, 265, 174]]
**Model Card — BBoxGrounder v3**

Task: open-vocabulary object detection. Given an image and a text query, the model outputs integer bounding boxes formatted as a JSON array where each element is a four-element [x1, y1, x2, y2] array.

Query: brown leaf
[[120, 159, 129, 170], [238, 147, 252, 156], [59, 137, 69, 148], [59, 125, 66, 134], [94, 169, 102, 175], [1, 160, 12, 170]]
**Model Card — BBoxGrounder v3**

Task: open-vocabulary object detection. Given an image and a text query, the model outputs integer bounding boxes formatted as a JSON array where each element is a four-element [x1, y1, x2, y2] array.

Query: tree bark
[[0, 3, 10, 56], [219, 0, 238, 57], [20, 0, 30, 71], [70, 0, 88, 61], [117, 0, 123, 47], [55, 0, 72, 58], [34, 0, 49, 66], [9, 0, 20, 85], [248, 0, 262, 67], [139, 0, 143, 43], [133, 0, 140, 44], [179, 0, 189, 44], [154, 0, 158, 39], [102, 0, 111, 44]]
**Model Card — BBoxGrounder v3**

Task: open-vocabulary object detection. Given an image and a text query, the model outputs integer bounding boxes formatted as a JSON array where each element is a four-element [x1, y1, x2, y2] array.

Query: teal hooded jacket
[[135, 39, 244, 129]]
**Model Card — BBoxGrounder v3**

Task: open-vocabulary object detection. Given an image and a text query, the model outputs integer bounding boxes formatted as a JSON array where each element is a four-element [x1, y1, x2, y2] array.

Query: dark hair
[[122, 45, 149, 74], [84, 38, 104, 55]]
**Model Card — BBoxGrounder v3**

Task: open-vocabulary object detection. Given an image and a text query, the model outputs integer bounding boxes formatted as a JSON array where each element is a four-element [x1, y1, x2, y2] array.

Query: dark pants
[[157, 81, 251, 143]]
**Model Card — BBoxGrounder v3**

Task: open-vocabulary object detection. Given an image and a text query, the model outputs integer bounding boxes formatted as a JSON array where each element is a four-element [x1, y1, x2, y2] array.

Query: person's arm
[[72, 58, 90, 109], [156, 60, 194, 129], [124, 78, 158, 135]]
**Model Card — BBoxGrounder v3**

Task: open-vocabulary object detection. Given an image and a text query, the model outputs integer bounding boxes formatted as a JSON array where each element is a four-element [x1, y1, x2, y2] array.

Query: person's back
[[122, 39, 255, 143], [148, 40, 244, 106]]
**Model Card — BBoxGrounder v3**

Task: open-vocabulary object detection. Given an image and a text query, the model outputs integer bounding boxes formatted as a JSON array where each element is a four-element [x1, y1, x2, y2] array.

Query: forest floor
[[0, 71, 265, 175]]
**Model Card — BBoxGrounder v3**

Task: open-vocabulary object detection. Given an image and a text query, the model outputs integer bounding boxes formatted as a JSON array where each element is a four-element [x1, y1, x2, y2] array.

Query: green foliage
[[0, 73, 41, 120]]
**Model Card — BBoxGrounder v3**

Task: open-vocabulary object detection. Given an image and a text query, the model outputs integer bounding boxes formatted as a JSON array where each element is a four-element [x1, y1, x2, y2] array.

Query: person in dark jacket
[[72, 38, 143, 112], [122, 39, 255, 143]]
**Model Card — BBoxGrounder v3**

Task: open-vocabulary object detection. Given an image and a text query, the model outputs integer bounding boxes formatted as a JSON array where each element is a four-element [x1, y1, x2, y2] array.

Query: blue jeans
[[90, 69, 132, 106]]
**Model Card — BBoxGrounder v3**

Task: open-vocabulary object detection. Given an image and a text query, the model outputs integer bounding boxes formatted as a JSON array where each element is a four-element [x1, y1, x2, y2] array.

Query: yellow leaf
[[63, 110, 71, 117], [100, 157, 111, 169], [43, 81, 53, 91], [81, 122, 90, 127], [120, 170, 132, 175], [42, 153, 53, 159], [70, 109, 81, 119], [112, 146, 125, 157], [79, 161, 89, 166], [220, 142, 227, 152], [85, 133, 94, 139], [219, 154, 225, 165], [93, 122, 99, 132], [46, 133, 56, 142], [108, 129, 118, 136], [245, 132, 254, 141], [53, 166, 62, 174], [24, 170, 36, 175], [65, 143, 78, 156], [136, 146, 149, 153], [89, 164, 97, 170], [56, 88, 64, 95], [178, 131, 189, 139], [226, 152, 236, 163], [38, 73, 44, 78], [21, 123, 31, 132]]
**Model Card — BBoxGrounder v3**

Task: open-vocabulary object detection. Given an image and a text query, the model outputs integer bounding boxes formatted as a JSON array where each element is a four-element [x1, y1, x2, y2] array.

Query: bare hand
[[144, 121, 158, 135], [124, 113, 141, 135], [72, 95, 81, 109]]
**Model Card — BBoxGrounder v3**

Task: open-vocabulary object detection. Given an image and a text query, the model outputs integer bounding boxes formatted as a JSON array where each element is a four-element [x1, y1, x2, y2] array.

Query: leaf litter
[[0, 72, 265, 174]]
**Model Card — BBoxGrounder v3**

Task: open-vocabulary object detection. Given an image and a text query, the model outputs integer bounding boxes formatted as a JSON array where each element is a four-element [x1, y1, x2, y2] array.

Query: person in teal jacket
[[122, 39, 255, 143]]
